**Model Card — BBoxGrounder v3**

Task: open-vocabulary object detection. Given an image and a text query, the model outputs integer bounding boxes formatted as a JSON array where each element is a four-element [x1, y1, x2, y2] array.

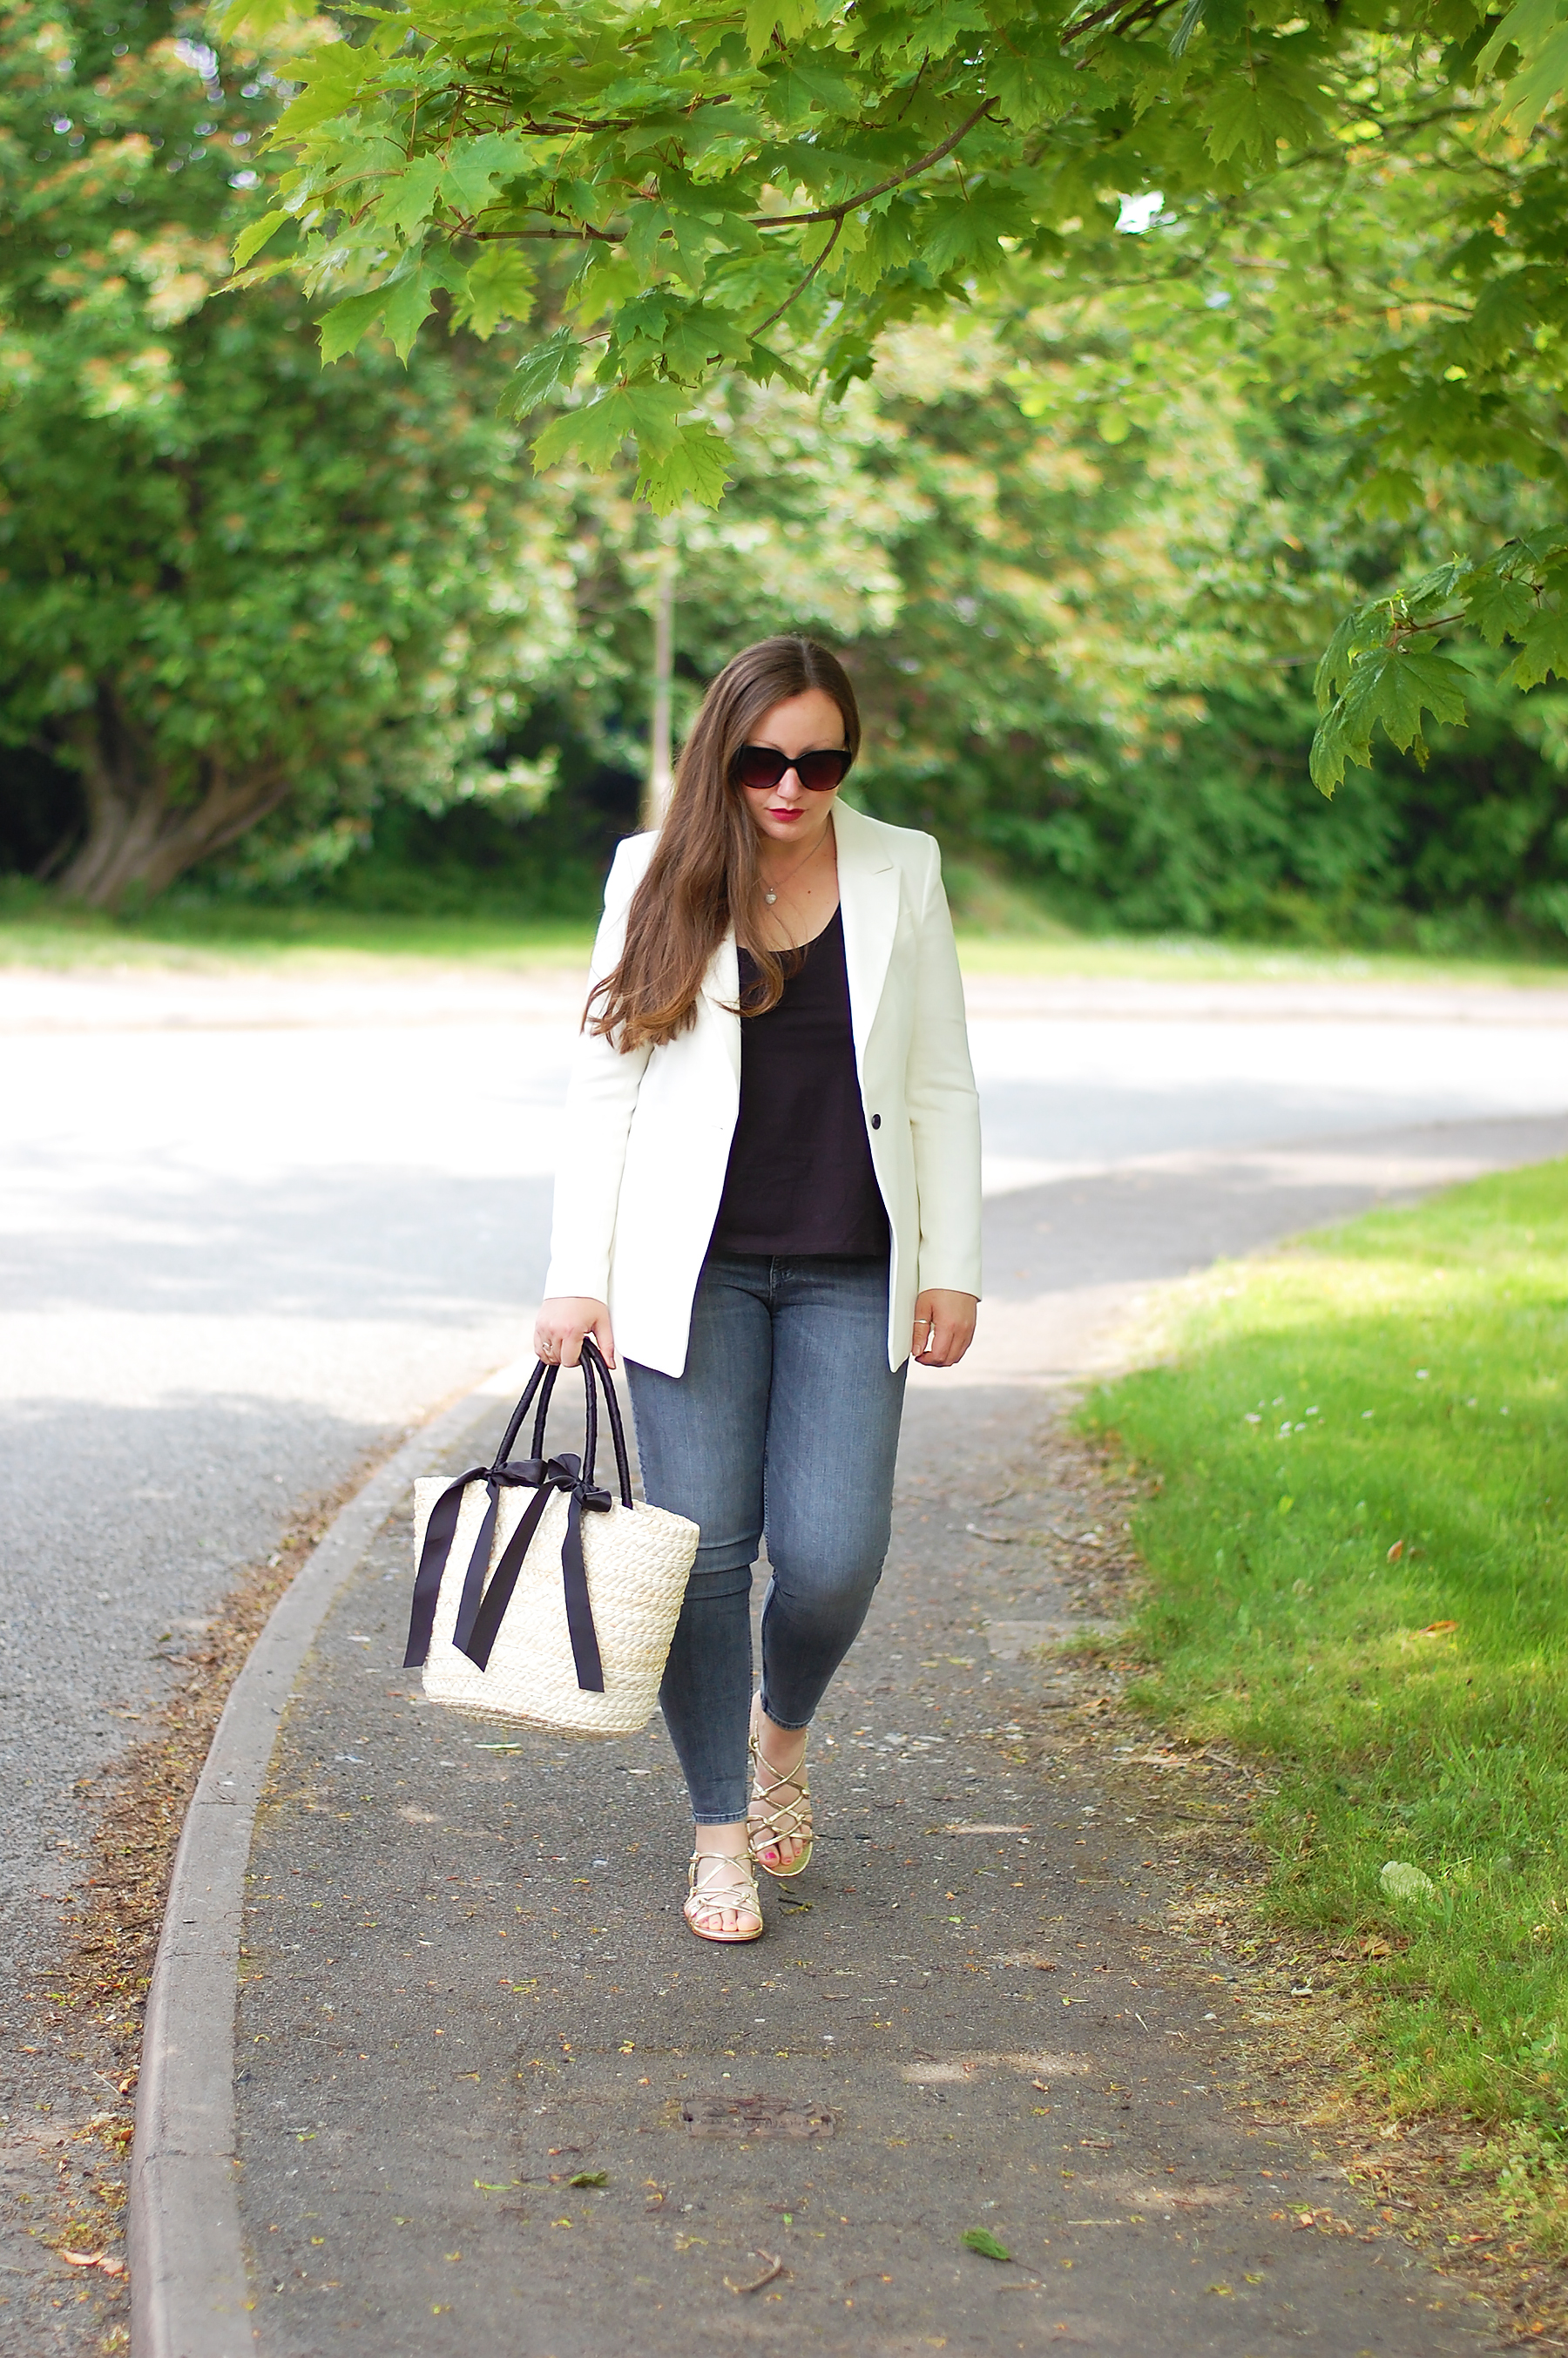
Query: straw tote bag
[[402, 1339, 698, 1738]]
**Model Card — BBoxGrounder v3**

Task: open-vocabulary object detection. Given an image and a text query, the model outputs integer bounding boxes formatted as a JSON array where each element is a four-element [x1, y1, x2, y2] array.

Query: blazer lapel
[[834, 801, 898, 1078], [700, 929, 742, 1086]]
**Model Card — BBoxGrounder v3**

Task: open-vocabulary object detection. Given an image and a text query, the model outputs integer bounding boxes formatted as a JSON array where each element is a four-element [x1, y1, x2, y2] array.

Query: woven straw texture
[[414, 1476, 698, 1737]]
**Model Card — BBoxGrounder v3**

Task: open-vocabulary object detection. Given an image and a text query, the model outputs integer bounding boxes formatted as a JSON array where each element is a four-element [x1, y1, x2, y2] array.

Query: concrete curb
[[127, 1358, 532, 2358]]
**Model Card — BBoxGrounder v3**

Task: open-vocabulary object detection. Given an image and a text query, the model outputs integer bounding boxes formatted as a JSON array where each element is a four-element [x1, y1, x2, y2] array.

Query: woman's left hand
[[912, 1289, 978, 1368]]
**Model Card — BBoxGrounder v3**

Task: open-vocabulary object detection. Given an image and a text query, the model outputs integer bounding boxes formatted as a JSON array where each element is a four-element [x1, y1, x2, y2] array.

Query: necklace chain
[[760, 828, 828, 905]]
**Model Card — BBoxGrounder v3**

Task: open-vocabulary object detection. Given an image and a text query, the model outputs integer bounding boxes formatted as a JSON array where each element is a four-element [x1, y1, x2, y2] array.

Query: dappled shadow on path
[[1, 1162, 555, 1322], [963, 1112, 1568, 1386]]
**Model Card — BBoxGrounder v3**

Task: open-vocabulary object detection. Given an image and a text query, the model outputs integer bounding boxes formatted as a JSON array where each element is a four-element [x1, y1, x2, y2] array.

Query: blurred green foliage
[[3, 1, 1568, 945], [0, 0, 574, 905]]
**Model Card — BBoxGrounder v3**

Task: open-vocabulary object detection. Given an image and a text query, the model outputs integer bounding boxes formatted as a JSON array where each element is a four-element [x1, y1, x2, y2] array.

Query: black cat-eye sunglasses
[[730, 744, 854, 793]]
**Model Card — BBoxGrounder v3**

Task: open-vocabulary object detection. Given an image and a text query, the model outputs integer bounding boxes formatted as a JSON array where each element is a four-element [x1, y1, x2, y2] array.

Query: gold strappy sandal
[[684, 1850, 764, 1944], [747, 1710, 814, 1880]]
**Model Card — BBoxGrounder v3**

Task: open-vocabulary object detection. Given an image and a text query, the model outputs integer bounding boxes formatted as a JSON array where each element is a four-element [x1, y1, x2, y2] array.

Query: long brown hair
[[588, 635, 861, 1053]]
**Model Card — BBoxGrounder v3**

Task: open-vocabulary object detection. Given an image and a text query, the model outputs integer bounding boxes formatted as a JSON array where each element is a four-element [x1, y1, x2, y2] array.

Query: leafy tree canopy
[[183, 270, 1568, 949], [221, 0, 1568, 790]]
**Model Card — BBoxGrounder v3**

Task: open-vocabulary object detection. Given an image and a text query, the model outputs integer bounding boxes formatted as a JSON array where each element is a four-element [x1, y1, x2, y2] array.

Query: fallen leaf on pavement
[[725, 2252, 785, 2296], [962, 2228, 1012, 2261]]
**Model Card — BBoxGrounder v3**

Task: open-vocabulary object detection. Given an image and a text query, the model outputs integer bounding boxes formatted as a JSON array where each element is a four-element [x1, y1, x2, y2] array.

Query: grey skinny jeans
[[625, 1250, 907, 1825]]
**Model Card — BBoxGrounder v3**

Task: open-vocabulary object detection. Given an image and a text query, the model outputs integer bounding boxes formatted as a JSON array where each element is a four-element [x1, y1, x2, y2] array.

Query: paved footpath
[[226, 1113, 1568, 2357]]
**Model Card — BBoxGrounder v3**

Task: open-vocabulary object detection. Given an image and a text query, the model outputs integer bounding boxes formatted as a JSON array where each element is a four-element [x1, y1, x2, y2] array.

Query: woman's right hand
[[533, 1297, 616, 1370]]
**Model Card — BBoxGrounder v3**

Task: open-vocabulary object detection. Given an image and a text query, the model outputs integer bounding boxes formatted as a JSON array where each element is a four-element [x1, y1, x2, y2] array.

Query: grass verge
[[0, 888, 598, 971], [1083, 1161, 1568, 2253], [4, 878, 1568, 988], [952, 934, 1568, 987], [3, 915, 1567, 990]]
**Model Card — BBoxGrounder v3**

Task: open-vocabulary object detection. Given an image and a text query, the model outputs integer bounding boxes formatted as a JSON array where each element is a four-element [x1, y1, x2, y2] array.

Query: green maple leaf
[[1506, 595, 1568, 687], [270, 44, 374, 144], [374, 157, 444, 240], [498, 328, 580, 418], [744, 0, 813, 63], [452, 247, 537, 340], [986, 44, 1081, 126], [1353, 468, 1424, 524], [922, 184, 1032, 274], [212, 0, 309, 35], [1463, 567, 1538, 647], [767, 57, 860, 127], [1311, 643, 1470, 792], [1168, 0, 1206, 58], [1204, 79, 1272, 165], [1309, 707, 1356, 796], [1313, 609, 1366, 709], [1476, 0, 1562, 78], [1392, 558, 1466, 618], [1204, 58, 1323, 166], [443, 133, 529, 218], [232, 209, 292, 270], [636, 421, 733, 512], [1467, 273, 1541, 363], [1375, 645, 1470, 751], [318, 286, 389, 363], [534, 382, 686, 472], [1490, 17, 1568, 129], [661, 304, 749, 379], [383, 270, 437, 361], [625, 201, 722, 292], [738, 340, 808, 388]]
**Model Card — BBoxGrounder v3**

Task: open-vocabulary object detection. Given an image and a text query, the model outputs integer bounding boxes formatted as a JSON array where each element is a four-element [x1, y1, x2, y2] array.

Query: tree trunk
[[53, 685, 291, 909]]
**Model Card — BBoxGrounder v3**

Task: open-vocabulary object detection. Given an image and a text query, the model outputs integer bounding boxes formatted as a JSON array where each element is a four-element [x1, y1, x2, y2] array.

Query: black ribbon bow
[[402, 1341, 632, 1697]]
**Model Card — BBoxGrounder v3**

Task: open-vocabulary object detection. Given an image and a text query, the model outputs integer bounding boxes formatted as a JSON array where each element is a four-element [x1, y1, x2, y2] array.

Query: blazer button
[[870, 1113, 882, 1129]]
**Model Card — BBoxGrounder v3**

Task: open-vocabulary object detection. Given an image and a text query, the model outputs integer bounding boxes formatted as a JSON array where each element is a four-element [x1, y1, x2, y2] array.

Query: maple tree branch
[[1061, 0, 1182, 45], [449, 99, 638, 134], [749, 96, 997, 227], [754, 213, 843, 328], [1387, 607, 1471, 639], [475, 221, 619, 240], [460, 94, 997, 252]]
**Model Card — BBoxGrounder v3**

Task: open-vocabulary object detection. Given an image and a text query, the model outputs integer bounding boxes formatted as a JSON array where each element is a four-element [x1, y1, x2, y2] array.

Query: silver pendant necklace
[[761, 835, 824, 905]]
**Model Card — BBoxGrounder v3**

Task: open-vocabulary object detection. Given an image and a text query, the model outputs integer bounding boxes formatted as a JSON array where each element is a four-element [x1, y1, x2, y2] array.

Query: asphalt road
[[2, 962, 1566, 2028]]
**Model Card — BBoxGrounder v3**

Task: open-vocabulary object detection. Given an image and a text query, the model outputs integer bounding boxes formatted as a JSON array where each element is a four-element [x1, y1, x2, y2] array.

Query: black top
[[711, 905, 890, 1260]]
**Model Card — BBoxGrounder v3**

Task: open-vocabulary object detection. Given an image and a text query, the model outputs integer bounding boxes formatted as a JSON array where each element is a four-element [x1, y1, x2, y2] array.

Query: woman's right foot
[[747, 1700, 814, 1877], [684, 1845, 764, 1943]]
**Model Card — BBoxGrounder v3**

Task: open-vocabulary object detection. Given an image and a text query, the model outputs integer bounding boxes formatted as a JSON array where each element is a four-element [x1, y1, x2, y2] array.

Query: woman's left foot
[[684, 1848, 764, 1943], [747, 1699, 814, 1878]]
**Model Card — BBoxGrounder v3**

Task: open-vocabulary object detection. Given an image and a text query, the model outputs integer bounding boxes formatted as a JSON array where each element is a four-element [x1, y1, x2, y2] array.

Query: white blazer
[[542, 800, 983, 1376]]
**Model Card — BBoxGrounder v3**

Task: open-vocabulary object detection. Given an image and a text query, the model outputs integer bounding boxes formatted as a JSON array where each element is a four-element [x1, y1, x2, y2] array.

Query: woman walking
[[535, 637, 981, 1943]]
